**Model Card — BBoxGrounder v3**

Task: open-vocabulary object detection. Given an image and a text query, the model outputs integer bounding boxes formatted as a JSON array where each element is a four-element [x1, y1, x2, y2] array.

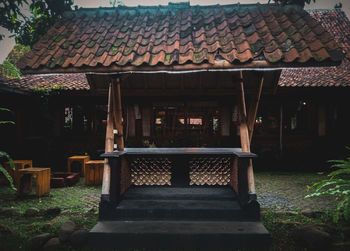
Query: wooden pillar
[[15, 107, 23, 145], [237, 72, 250, 152], [102, 81, 115, 195], [142, 105, 152, 137], [127, 105, 136, 138], [236, 71, 256, 194], [113, 78, 124, 150], [247, 75, 264, 143], [220, 106, 231, 136], [318, 104, 326, 136], [280, 104, 283, 153]]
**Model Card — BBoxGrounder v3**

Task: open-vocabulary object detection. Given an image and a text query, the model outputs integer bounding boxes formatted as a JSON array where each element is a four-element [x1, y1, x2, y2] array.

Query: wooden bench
[[4, 160, 33, 182], [85, 160, 104, 186], [67, 155, 90, 176], [16, 168, 50, 197]]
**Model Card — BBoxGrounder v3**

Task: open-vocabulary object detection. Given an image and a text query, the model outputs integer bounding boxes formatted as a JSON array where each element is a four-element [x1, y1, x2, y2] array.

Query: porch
[[91, 187, 269, 250], [89, 147, 268, 249]]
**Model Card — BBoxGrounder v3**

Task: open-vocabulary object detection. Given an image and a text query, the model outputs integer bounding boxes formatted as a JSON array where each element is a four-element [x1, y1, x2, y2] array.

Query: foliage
[[0, 0, 28, 40], [32, 84, 67, 96], [0, 179, 99, 250], [109, 0, 124, 7], [0, 44, 31, 79], [268, 0, 315, 8], [0, 108, 16, 190], [0, 0, 74, 46], [0, 60, 21, 79], [335, 3, 342, 9], [5, 44, 30, 65], [306, 148, 350, 222]]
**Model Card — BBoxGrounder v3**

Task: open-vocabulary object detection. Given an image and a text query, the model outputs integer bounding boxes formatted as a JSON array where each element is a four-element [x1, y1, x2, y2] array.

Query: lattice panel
[[189, 157, 231, 185], [130, 157, 172, 185]]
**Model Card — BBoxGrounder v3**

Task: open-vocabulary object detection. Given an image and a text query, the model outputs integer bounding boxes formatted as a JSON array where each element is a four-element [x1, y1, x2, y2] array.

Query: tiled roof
[[279, 9, 350, 87], [0, 73, 89, 92], [18, 3, 342, 74]]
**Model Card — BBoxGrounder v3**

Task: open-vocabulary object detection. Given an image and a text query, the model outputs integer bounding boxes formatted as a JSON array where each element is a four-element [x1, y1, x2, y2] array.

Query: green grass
[[261, 209, 344, 251], [0, 179, 99, 250], [0, 179, 100, 214], [0, 173, 348, 250]]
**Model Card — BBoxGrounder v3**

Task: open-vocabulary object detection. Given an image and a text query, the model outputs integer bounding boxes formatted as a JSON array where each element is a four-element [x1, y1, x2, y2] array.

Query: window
[[153, 102, 220, 137], [63, 105, 93, 135], [64, 107, 73, 130]]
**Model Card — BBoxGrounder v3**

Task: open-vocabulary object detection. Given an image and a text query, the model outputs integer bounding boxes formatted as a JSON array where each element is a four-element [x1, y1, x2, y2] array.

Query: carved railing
[[100, 148, 259, 220]]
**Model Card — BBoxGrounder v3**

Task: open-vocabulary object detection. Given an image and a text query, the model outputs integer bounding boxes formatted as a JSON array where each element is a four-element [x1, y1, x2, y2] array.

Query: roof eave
[[21, 60, 342, 75]]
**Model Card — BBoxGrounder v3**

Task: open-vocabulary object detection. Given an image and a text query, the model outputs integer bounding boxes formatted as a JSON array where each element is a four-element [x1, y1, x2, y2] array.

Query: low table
[[4, 160, 33, 182], [85, 160, 104, 186], [67, 155, 90, 176], [16, 168, 50, 197], [51, 172, 80, 188]]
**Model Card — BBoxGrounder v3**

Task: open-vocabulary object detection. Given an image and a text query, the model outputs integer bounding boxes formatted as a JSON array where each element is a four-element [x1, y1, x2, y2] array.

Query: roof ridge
[[307, 8, 342, 12], [66, 3, 287, 13]]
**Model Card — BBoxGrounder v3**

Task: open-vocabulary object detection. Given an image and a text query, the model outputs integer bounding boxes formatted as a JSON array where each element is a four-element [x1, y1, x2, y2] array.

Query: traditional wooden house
[[253, 9, 350, 170], [7, 2, 344, 249]]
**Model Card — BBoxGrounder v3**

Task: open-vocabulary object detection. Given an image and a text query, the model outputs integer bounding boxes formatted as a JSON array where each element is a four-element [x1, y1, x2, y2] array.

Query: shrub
[[0, 108, 16, 190], [306, 147, 350, 222]]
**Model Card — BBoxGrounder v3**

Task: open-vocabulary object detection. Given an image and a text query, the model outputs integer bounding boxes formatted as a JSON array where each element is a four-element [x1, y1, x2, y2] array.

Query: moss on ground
[[0, 179, 100, 214], [261, 209, 346, 251], [0, 179, 99, 250], [0, 173, 348, 250]]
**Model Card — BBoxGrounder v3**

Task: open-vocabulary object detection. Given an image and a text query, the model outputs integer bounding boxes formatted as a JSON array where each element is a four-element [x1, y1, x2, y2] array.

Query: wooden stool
[[4, 160, 33, 182], [85, 160, 104, 185], [16, 168, 50, 197], [67, 155, 90, 176]]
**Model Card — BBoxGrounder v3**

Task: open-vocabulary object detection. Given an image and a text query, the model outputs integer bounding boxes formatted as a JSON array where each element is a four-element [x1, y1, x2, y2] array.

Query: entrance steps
[[89, 187, 270, 250]]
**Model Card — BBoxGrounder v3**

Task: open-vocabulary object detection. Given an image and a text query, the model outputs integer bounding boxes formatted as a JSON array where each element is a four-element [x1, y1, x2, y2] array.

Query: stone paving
[[255, 172, 336, 211], [83, 171, 336, 212]]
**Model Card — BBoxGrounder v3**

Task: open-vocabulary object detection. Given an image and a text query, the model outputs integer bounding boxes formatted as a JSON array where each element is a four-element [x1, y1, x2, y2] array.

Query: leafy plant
[[306, 147, 350, 222], [109, 0, 124, 7], [0, 60, 21, 79], [0, 108, 16, 190], [268, 0, 315, 8], [0, 0, 74, 46], [6, 44, 30, 65], [32, 84, 66, 96]]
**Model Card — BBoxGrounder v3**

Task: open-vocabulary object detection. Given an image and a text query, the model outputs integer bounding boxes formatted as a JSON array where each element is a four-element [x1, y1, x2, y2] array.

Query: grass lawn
[[0, 172, 348, 250], [0, 179, 99, 250]]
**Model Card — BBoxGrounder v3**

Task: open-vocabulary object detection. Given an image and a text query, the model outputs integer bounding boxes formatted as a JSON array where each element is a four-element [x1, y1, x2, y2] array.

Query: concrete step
[[89, 220, 271, 250], [123, 186, 237, 200], [115, 198, 246, 221]]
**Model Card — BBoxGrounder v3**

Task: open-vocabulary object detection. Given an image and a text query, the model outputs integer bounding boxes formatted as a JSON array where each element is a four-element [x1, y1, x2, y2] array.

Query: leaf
[[0, 108, 12, 112], [329, 168, 350, 177], [0, 163, 16, 191], [0, 121, 15, 125], [344, 197, 350, 220]]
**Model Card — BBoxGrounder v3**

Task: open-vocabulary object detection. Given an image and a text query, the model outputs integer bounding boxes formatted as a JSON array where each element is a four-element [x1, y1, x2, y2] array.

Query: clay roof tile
[[18, 4, 342, 73]]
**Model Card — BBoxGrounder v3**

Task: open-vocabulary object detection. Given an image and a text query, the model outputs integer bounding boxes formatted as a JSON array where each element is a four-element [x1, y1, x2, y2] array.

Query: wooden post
[[237, 72, 250, 153], [102, 82, 115, 195], [113, 78, 125, 150], [318, 104, 326, 136], [280, 104, 283, 153], [142, 106, 152, 137], [247, 75, 264, 143], [236, 71, 256, 195], [220, 106, 231, 136], [127, 105, 136, 138]]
